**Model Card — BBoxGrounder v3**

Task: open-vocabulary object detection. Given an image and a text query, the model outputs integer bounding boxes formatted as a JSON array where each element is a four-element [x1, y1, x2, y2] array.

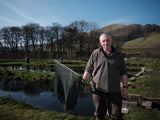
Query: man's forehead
[[101, 35, 111, 40]]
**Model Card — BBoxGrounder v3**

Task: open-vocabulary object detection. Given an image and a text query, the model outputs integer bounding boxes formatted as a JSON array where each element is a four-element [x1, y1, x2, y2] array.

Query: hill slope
[[121, 32, 160, 49], [97, 24, 160, 42], [96, 24, 160, 57], [97, 24, 144, 41]]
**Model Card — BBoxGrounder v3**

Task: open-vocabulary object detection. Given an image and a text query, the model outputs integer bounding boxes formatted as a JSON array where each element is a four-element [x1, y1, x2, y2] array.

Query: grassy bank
[[0, 59, 55, 68], [123, 107, 160, 120], [127, 58, 160, 97], [0, 96, 160, 120], [0, 96, 94, 120], [0, 68, 55, 85], [128, 71, 160, 97]]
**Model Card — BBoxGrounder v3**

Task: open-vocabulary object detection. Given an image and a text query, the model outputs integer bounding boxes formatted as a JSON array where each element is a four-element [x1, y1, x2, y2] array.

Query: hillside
[[120, 32, 160, 58], [96, 24, 160, 57], [121, 32, 160, 49], [97, 24, 144, 41], [98, 24, 125, 32], [97, 24, 160, 42]]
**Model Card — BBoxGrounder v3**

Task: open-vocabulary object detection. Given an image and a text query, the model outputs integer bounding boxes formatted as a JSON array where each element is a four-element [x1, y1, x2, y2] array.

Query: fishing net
[[54, 60, 81, 110]]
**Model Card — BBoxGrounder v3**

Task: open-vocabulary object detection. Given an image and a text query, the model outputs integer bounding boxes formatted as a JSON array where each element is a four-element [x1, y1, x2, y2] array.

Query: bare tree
[[52, 23, 63, 53], [26, 23, 40, 53], [64, 26, 78, 52], [45, 26, 56, 58], [22, 25, 31, 59], [69, 20, 99, 52], [69, 21, 87, 52], [0, 20, 100, 59], [38, 26, 45, 53], [10, 27, 22, 52], [0, 27, 10, 51]]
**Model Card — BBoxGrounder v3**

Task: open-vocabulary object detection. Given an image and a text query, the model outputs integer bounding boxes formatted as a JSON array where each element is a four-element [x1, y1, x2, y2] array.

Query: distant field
[[121, 32, 160, 49]]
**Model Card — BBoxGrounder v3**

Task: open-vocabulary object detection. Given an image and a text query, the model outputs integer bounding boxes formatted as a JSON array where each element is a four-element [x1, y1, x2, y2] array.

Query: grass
[[0, 68, 55, 86], [0, 96, 160, 120], [123, 107, 160, 120], [121, 32, 160, 49], [128, 71, 160, 97], [0, 59, 55, 67], [0, 96, 95, 120], [127, 58, 160, 97]]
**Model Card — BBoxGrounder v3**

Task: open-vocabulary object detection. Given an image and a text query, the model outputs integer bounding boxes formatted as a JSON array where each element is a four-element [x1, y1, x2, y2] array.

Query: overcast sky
[[0, 0, 160, 29]]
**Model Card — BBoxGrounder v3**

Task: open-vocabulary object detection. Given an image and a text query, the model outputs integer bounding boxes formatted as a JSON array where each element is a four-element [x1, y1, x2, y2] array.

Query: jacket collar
[[99, 46, 120, 57]]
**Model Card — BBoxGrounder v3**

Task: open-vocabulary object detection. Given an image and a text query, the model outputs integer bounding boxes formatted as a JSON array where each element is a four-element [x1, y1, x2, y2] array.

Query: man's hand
[[81, 79, 92, 93], [122, 88, 128, 99]]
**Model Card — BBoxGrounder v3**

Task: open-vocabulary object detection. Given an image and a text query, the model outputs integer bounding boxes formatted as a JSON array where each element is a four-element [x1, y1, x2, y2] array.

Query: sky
[[0, 0, 160, 29]]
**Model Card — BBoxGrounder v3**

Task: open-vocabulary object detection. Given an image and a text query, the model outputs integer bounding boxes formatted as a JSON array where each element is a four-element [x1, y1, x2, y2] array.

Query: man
[[82, 33, 128, 120]]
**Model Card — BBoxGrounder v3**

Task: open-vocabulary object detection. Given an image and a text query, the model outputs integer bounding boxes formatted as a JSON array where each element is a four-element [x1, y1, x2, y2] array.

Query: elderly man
[[82, 33, 128, 120]]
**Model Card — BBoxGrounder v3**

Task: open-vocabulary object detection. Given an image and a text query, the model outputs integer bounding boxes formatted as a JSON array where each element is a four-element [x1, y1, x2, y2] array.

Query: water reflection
[[0, 79, 51, 96], [0, 88, 94, 116], [0, 63, 95, 116], [55, 75, 80, 110], [54, 60, 82, 111], [0, 78, 94, 116]]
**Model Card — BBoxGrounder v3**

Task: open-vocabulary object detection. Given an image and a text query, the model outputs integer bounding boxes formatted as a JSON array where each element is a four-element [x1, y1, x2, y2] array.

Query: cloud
[[104, 17, 133, 26], [0, 0, 39, 23], [0, 16, 22, 25]]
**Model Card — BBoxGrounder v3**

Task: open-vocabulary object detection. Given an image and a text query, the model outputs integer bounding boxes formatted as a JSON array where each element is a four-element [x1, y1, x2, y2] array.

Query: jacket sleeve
[[85, 52, 95, 75], [120, 54, 128, 76]]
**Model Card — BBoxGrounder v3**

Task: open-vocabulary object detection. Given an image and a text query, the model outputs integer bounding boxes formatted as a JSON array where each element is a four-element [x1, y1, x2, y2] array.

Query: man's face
[[100, 35, 113, 50]]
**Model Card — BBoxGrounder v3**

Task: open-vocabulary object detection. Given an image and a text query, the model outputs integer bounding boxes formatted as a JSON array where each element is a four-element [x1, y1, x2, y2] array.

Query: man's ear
[[99, 42, 101, 47]]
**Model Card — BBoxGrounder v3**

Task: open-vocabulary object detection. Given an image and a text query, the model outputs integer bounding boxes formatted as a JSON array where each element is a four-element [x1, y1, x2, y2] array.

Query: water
[[0, 65, 95, 116], [0, 65, 53, 72], [0, 89, 94, 117]]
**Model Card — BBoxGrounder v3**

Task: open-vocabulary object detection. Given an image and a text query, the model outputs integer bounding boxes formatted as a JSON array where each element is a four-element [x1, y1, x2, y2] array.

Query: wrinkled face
[[100, 35, 113, 50]]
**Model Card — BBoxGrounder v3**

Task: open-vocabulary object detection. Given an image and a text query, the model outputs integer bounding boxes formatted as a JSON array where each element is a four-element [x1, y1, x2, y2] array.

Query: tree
[[52, 23, 63, 53], [45, 26, 56, 58], [0, 27, 10, 51], [26, 23, 40, 54], [22, 25, 31, 59], [87, 31, 100, 51], [69, 20, 89, 52], [86, 22, 99, 52], [38, 26, 45, 53], [69, 20, 99, 52], [64, 26, 78, 52], [10, 27, 22, 52]]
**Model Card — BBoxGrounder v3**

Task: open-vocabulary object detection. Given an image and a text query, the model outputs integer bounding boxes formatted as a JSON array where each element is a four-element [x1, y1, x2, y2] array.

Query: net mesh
[[54, 60, 81, 110]]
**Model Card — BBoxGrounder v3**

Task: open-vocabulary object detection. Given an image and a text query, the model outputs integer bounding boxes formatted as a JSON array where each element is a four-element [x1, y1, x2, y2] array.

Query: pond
[[0, 64, 95, 116], [0, 65, 54, 72], [0, 85, 95, 117]]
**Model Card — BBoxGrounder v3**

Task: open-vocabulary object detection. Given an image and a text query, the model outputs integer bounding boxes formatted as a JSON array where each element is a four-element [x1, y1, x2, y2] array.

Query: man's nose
[[104, 40, 109, 43]]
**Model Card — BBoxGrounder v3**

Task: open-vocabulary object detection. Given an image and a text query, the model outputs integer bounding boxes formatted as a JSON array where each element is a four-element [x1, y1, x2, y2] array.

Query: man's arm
[[83, 71, 90, 81], [122, 75, 128, 98], [122, 75, 128, 87]]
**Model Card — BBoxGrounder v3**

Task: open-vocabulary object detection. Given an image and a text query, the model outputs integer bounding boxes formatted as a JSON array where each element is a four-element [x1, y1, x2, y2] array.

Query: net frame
[[54, 59, 81, 110]]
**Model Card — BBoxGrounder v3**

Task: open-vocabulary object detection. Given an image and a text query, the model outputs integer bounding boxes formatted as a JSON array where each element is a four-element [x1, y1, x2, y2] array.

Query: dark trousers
[[92, 91, 122, 120]]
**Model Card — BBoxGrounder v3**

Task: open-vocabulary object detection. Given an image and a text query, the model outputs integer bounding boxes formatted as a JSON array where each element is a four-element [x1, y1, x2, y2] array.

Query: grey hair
[[99, 33, 112, 41]]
